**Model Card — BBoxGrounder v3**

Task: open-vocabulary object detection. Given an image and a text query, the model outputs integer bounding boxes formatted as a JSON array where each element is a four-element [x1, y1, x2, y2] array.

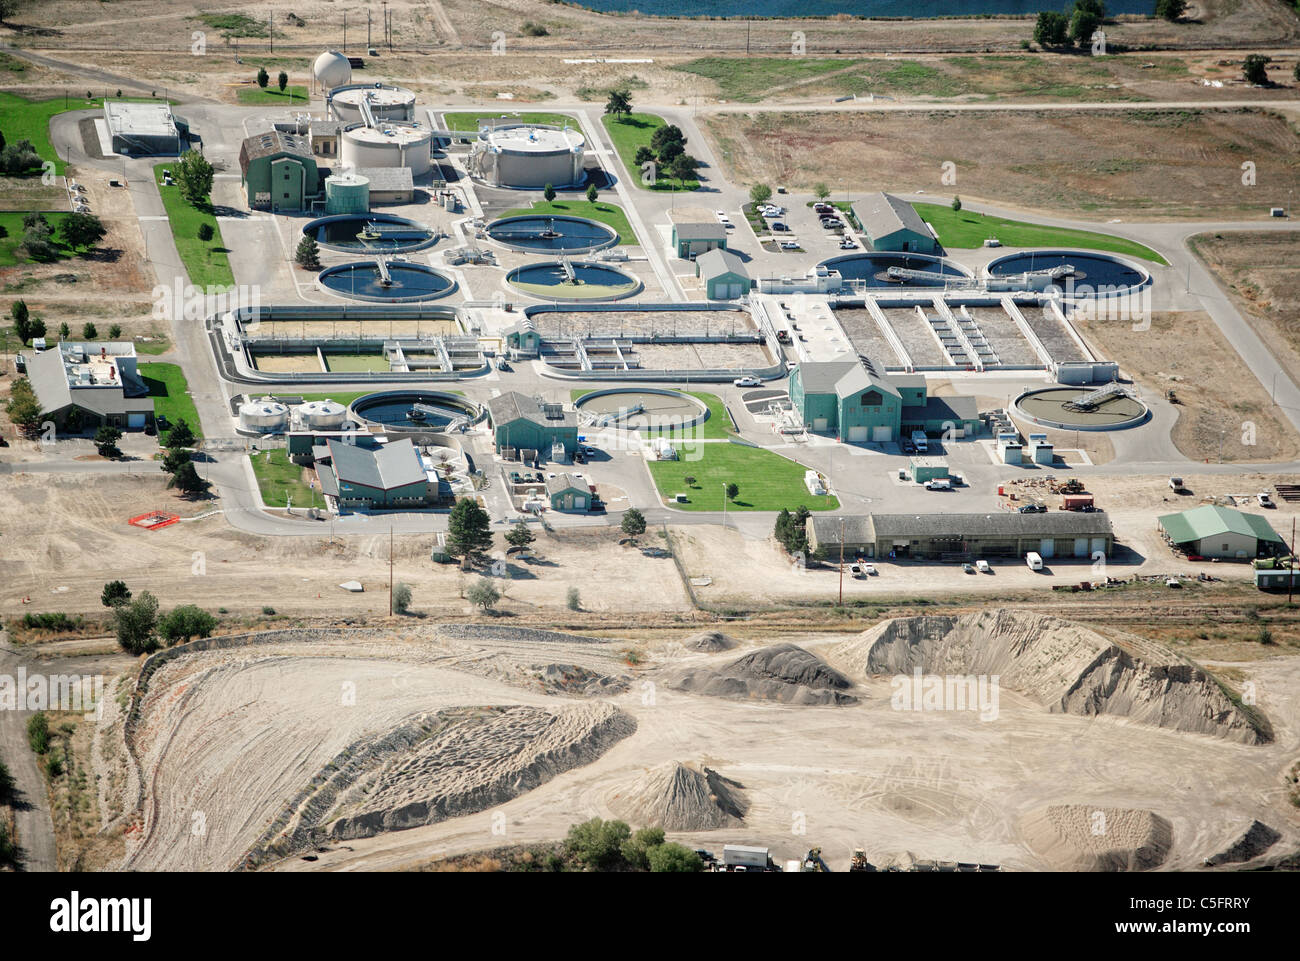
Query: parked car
[[1018, 503, 1047, 513], [780, 241, 800, 250], [861, 563, 876, 575], [733, 375, 761, 387], [771, 221, 790, 231], [925, 478, 952, 491], [839, 239, 858, 250], [975, 559, 991, 573], [963, 562, 976, 574], [1258, 492, 1275, 508], [715, 209, 728, 218]]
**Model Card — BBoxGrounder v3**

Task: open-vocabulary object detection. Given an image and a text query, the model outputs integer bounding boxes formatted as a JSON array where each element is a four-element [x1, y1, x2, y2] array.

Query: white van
[[911, 430, 928, 452], [1025, 551, 1043, 571]]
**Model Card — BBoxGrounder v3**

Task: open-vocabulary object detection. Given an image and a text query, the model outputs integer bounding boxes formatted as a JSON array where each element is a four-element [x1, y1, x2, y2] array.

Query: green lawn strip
[[152, 163, 236, 289], [235, 86, 309, 106], [570, 389, 735, 440], [0, 211, 74, 266], [914, 202, 1168, 265], [248, 448, 320, 508], [647, 440, 838, 511], [600, 113, 699, 191], [675, 57, 855, 103], [0, 92, 171, 176], [137, 362, 202, 440], [441, 111, 575, 132], [499, 199, 636, 246]]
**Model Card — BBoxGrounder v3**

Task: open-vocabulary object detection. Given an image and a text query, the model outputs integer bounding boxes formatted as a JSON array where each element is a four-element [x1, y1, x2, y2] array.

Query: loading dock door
[[1039, 538, 1055, 559], [813, 418, 828, 432], [1074, 537, 1089, 558], [1090, 537, 1107, 556], [847, 426, 869, 443], [872, 425, 892, 443]]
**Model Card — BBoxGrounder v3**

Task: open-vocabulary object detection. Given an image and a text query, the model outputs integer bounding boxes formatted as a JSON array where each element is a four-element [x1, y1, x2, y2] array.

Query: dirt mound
[[832, 610, 1270, 743], [683, 630, 738, 652], [531, 663, 629, 697], [1022, 805, 1173, 871], [669, 644, 857, 706], [1204, 820, 1282, 866], [609, 762, 748, 831]]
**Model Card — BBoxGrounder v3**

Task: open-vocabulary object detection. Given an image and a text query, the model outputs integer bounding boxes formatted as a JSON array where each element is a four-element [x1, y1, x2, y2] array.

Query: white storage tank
[[239, 400, 289, 433], [341, 122, 432, 177], [298, 399, 349, 429], [313, 51, 352, 93], [469, 123, 585, 189], [329, 83, 416, 123]]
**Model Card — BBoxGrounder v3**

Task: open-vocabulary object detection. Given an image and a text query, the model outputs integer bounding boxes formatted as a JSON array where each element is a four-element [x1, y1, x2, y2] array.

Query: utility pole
[[269, 11, 273, 54], [344, 13, 347, 53], [368, 10, 372, 50], [389, 525, 395, 615], [1290, 518, 1296, 607], [721, 481, 727, 530], [838, 516, 846, 606]]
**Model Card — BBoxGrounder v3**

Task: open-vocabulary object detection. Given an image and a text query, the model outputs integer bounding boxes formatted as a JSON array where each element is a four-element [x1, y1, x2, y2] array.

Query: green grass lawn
[[441, 111, 575, 132], [138, 362, 202, 441], [235, 86, 309, 106], [676, 57, 854, 102], [249, 448, 320, 509], [0, 91, 169, 176], [153, 163, 236, 289], [501, 199, 636, 246], [648, 441, 838, 512], [601, 113, 700, 191], [915, 202, 1168, 264], [571, 389, 735, 440], [0, 211, 74, 267]]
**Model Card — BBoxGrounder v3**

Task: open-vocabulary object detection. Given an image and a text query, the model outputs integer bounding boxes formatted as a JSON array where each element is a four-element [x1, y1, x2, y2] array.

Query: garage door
[[813, 418, 828, 432], [872, 425, 892, 443], [727, 283, 742, 298], [1074, 537, 1089, 558], [127, 413, 146, 429], [1090, 537, 1107, 556], [847, 426, 869, 443], [1039, 538, 1055, 559]]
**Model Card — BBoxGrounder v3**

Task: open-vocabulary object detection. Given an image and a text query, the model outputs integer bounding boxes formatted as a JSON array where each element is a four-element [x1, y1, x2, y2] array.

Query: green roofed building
[[239, 130, 321, 212], [486, 391, 578, 460], [1157, 505, 1286, 560], [852, 192, 941, 255]]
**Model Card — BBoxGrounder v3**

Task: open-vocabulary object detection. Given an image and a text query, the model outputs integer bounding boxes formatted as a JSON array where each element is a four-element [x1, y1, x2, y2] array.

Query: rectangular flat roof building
[[25, 341, 154, 431], [103, 100, 182, 155], [810, 511, 1113, 560]]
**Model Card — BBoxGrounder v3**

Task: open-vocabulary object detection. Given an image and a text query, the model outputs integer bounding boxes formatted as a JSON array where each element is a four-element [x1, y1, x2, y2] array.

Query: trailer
[[722, 845, 772, 871], [1061, 493, 1094, 511]]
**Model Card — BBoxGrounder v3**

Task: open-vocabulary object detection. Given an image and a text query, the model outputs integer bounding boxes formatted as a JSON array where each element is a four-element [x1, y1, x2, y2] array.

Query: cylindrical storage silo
[[325, 173, 370, 215], [470, 124, 586, 189], [298, 400, 349, 430], [239, 400, 289, 433], [328, 84, 416, 123]]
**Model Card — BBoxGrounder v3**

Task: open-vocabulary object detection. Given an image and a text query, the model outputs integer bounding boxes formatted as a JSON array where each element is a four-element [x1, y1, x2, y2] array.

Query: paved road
[[0, 639, 58, 872]]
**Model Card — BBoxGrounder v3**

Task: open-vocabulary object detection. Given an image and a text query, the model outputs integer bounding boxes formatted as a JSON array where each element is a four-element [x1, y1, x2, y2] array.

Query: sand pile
[[1204, 820, 1282, 866], [832, 609, 1270, 743], [683, 630, 739, 652], [531, 663, 629, 697], [1022, 805, 1173, 871], [669, 644, 857, 705], [609, 762, 748, 831]]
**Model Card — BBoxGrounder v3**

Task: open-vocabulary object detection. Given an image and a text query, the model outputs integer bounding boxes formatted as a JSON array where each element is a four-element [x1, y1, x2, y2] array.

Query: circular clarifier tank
[[318, 261, 457, 303], [486, 215, 617, 254], [818, 252, 974, 288], [1014, 386, 1150, 431], [574, 388, 709, 431], [303, 213, 436, 254], [350, 390, 482, 432], [506, 261, 641, 301], [985, 250, 1150, 296]]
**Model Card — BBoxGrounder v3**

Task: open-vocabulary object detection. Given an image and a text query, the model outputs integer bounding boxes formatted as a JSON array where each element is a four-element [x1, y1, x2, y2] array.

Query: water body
[[487, 215, 617, 253], [570, 0, 1149, 17], [319, 263, 456, 301], [821, 252, 972, 287], [354, 395, 466, 429], [986, 251, 1147, 294]]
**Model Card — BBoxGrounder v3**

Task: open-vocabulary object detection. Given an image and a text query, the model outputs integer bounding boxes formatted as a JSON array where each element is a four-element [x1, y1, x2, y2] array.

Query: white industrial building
[[102, 100, 184, 155], [468, 122, 586, 189]]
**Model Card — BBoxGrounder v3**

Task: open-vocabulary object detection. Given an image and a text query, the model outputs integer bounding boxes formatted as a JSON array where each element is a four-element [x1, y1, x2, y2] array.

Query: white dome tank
[[314, 51, 352, 92], [239, 400, 289, 433], [340, 122, 432, 177], [298, 399, 349, 429]]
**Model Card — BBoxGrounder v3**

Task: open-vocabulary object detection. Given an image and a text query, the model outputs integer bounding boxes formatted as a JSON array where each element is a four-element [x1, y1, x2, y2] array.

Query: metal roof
[[239, 130, 315, 174], [546, 473, 588, 496], [673, 222, 727, 240], [1157, 506, 1284, 546], [911, 394, 979, 422], [354, 166, 414, 191], [853, 192, 930, 240], [485, 391, 575, 428], [326, 437, 426, 491], [696, 247, 748, 280], [795, 360, 901, 400], [811, 511, 1114, 546]]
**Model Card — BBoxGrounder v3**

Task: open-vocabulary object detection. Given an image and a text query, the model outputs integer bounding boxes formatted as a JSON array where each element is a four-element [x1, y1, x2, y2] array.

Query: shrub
[[647, 842, 704, 872], [467, 578, 501, 612], [157, 604, 218, 644], [27, 712, 49, 754], [393, 582, 412, 614], [82, 322, 97, 340], [262, 606, 276, 616], [101, 580, 131, 607], [45, 755, 63, 778], [565, 818, 631, 870], [197, 222, 214, 242], [566, 587, 581, 611], [113, 592, 160, 656]]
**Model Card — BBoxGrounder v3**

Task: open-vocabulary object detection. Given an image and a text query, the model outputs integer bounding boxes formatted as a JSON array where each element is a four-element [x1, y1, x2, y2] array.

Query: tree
[[157, 604, 218, 644], [277, 71, 288, 92], [543, 183, 556, 202], [0, 759, 14, 804], [94, 425, 122, 458], [58, 322, 69, 339], [24, 317, 46, 344], [0, 138, 39, 175], [393, 582, 412, 614], [586, 183, 599, 202], [1295, 61, 1300, 83], [466, 578, 501, 612], [1069, 7, 1102, 45], [1033, 10, 1070, 46], [621, 507, 646, 542], [61, 212, 106, 251], [667, 153, 699, 184], [113, 591, 160, 656], [4, 378, 43, 435], [505, 521, 536, 550], [82, 322, 97, 340], [656, 138, 684, 165], [175, 149, 215, 206], [604, 87, 633, 120], [620, 826, 665, 871], [108, 323, 121, 339], [951, 195, 962, 211], [0, 0, 33, 27], [565, 817, 631, 870], [160, 446, 191, 475], [749, 183, 772, 205], [22, 211, 48, 232], [683, 474, 697, 488], [650, 124, 685, 152], [197, 222, 214, 242], [647, 842, 705, 872], [725, 482, 739, 501], [257, 66, 269, 89], [64, 406, 83, 434], [168, 460, 209, 495], [813, 182, 830, 200], [295, 234, 321, 270], [1155, 0, 1186, 21], [165, 417, 196, 449], [11, 299, 28, 329], [633, 145, 655, 166], [101, 580, 131, 607], [447, 498, 494, 562], [1244, 54, 1271, 86], [566, 586, 581, 611]]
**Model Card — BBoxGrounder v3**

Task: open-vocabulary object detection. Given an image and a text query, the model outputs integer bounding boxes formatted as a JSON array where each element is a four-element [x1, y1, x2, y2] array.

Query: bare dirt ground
[[0, 472, 690, 621], [1192, 232, 1300, 409], [1080, 309, 1300, 462], [702, 108, 1300, 220]]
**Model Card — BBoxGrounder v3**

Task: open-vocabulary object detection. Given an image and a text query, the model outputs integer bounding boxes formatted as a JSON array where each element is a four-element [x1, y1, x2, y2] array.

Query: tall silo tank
[[325, 173, 371, 215]]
